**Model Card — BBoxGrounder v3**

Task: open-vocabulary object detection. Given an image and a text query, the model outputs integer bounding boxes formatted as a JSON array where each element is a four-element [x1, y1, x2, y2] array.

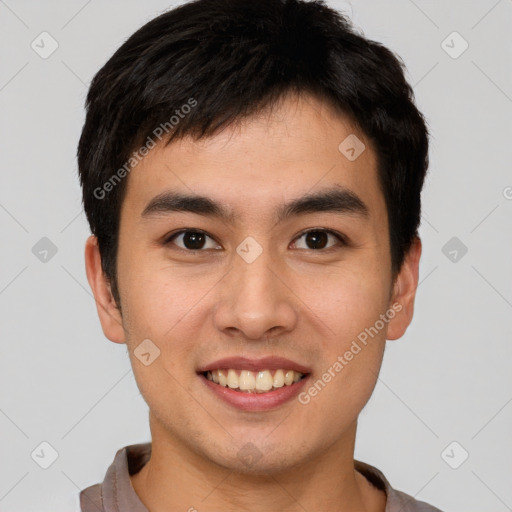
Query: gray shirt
[[79, 443, 444, 512]]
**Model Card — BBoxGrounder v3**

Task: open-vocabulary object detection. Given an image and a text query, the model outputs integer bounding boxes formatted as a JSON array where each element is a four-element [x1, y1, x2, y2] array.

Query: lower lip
[[199, 373, 310, 412]]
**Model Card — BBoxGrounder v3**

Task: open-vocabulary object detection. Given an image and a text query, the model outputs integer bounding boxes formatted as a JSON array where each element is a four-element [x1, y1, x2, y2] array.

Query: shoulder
[[79, 483, 104, 512], [354, 459, 445, 512], [78, 442, 151, 512], [389, 487, 445, 512]]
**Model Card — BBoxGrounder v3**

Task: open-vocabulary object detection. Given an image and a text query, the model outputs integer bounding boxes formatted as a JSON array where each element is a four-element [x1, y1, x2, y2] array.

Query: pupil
[[184, 232, 205, 250], [181, 231, 328, 250], [306, 231, 327, 249]]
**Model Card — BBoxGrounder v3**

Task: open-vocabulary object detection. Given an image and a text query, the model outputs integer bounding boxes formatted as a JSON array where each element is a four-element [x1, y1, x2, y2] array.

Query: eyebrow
[[141, 186, 369, 224]]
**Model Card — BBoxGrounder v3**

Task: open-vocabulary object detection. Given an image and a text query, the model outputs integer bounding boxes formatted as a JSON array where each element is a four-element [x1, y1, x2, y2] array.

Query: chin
[[195, 435, 314, 477]]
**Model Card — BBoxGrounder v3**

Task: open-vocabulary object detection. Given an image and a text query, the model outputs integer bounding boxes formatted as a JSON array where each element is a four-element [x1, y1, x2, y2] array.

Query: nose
[[213, 242, 298, 341]]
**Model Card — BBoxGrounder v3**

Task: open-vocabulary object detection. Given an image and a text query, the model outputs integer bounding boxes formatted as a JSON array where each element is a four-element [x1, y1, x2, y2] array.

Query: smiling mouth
[[202, 369, 307, 393]]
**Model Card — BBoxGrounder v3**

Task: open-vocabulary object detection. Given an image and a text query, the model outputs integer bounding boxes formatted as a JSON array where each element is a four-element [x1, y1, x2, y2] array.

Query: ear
[[386, 236, 422, 340], [84, 235, 126, 344]]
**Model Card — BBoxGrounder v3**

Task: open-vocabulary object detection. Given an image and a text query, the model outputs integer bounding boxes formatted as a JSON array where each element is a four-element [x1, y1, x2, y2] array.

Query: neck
[[130, 414, 385, 512]]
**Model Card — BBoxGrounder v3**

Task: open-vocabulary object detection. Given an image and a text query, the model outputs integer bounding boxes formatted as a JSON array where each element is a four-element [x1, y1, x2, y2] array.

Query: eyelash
[[163, 228, 348, 253]]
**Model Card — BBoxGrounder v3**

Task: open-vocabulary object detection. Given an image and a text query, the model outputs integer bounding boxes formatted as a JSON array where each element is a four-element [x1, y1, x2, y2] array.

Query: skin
[[85, 92, 421, 512]]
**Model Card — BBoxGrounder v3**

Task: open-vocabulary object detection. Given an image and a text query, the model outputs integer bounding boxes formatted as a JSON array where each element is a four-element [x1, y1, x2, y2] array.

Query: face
[[86, 93, 421, 474]]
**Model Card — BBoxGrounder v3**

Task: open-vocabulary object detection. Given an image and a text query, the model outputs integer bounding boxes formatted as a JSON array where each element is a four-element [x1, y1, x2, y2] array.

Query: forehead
[[121, 93, 385, 225]]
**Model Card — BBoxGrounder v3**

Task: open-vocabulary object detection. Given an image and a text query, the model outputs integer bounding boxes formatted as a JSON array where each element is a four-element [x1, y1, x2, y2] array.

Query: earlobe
[[386, 237, 422, 341], [84, 235, 126, 344]]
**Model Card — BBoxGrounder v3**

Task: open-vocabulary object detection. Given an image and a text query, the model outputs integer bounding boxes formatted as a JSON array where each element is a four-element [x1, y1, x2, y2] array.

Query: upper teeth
[[205, 369, 304, 393]]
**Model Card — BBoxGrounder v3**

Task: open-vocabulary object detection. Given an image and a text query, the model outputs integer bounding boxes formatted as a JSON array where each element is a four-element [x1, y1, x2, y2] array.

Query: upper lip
[[197, 356, 311, 374]]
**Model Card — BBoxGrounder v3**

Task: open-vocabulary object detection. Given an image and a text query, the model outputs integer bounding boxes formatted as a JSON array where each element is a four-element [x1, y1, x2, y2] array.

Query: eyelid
[[291, 228, 348, 249], [164, 229, 221, 252], [164, 228, 348, 252]]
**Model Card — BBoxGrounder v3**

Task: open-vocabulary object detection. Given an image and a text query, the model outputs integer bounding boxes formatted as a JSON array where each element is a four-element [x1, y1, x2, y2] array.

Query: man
[[78, 0, 442, 510]]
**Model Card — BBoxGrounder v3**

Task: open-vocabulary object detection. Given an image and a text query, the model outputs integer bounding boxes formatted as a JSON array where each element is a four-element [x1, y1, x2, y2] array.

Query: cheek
[[119, 262, 218, 365], [306, 264, 391, 408], [295, 262, 391, 347], [118, 250, 194, 325], [299, 278, 388, 425]]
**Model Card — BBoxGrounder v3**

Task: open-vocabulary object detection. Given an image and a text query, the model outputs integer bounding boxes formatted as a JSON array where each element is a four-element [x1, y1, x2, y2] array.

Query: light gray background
[[0, 1, 511, 511]]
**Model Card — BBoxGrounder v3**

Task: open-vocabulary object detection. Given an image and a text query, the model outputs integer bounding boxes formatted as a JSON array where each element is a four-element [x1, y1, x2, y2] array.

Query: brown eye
[[293, 229, 345, 250], [166, 230, 221, 251]]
